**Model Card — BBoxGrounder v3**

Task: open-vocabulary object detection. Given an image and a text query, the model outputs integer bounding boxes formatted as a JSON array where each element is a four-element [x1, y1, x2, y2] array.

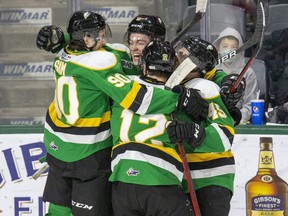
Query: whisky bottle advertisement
[[246, 137, 288, 216]]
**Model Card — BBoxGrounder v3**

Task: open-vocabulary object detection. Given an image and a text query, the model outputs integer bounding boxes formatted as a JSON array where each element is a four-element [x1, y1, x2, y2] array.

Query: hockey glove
[[36, 25, 65, 53], [166, 120, 205, 149], [172, 85, 209, 122], [220, 74, 246, 110], [229, 107, 242, 126], [277, 105, 288, 124]]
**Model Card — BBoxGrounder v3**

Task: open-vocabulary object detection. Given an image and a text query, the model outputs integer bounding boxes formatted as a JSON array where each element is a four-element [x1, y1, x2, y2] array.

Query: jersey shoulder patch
[[184, 78, 220, 99], [71, 51, 117, 70]]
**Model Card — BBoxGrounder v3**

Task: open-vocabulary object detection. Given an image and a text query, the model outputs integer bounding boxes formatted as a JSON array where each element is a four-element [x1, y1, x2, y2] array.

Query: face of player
[[218, 37, 239, 65], [128, 33, 151, 65], [176, 46, 190, 64], [83, 29, 106, 50]]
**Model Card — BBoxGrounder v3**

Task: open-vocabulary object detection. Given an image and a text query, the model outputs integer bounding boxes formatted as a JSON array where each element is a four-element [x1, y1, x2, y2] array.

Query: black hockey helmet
[[67, 10, 111, 49], [176, 36, 218, 74], [140, 40, 176, 82], [124, 15, 166, 43]]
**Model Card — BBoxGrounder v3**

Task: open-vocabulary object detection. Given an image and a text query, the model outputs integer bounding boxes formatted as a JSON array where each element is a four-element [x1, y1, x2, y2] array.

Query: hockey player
[[109, 40, 198, 216], [35, 15, 245, 125], [109, 39, 235, 216], [170, 36, 236, 216], [36, 24, 139, 77], [36, 14, 165, 73], [42, 10, 208, 216], [175, 35, 245, 126], [123, 14, 166, 65]]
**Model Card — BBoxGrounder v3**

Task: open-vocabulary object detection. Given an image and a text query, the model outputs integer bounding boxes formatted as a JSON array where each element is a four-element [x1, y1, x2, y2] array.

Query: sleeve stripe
[[133, 85, 153, 115], [218, 125, 234, 144], [120, 81, 142, 109], [211, 123, 233, 150]]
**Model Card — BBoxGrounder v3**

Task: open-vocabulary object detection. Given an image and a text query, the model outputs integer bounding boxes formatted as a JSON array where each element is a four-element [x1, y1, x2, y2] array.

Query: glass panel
[[0, 0, 288, 126]]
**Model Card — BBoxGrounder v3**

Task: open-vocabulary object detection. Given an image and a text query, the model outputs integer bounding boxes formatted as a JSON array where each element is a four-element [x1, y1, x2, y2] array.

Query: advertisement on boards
[[0, 8, 52, 25], [86, 6, 139, 25], [0, 133, 288, 215], [0, 134, 47, 216]]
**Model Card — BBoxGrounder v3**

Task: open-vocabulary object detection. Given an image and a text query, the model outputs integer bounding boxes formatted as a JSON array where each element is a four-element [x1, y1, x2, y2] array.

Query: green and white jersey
[[44, 46, 179, 162], [183, 78, 235, 192], [109, 79, 184, 187]]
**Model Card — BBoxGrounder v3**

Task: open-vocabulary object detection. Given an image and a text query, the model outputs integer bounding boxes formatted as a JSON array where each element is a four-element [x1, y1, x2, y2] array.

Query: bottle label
[[259, 151, 274, 169], [261, 175, 273, 183], [251, 195, 284, 215]]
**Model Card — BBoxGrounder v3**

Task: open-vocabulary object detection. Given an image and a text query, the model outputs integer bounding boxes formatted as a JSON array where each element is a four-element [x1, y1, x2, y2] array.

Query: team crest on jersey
[[49, 141, 58, 151], [126, 167, 140, 176]]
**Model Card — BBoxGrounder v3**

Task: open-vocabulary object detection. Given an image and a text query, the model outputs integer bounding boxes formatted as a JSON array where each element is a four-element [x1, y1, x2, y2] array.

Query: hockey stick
[[32, 162, 49, 180], [165, 58, 202, 214], [217, 0, 268, 65], [171, 0, 208, 48], [166, 3, 207, 214], [165, 0, 207, 89], [166, 113, 201, 216], [165, 59, 202, 215], [165, 57, 197, 90], [166, 0, 268, 90], [176, 129, 201, 216], [230, 0, 268, 92]]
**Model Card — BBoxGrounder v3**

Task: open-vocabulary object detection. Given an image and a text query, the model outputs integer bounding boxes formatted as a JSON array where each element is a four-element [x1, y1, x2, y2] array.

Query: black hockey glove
[[166, 120, 205, 149], [36, 25, 65, 53], [229, 107, 242, 126], [220, 74, 246, 110], [277, 105, 288, 124], [172, 85, 209, 122]]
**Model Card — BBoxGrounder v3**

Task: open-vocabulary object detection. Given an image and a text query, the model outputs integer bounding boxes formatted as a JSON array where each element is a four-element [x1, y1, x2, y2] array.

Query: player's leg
[[111, 182, 143, 216], [144, 185, 194, 216], [196, 185, 232, 216], [42, 159, 73, 216], [71, 147, 113, 216]]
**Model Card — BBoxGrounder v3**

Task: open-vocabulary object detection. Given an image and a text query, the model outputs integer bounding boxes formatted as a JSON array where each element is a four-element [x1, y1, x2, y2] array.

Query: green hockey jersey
[[109, 76, 235, 190], [109, 78, 185, 186], [44, 46, 179, 162], [183, 77, 235, 193]]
